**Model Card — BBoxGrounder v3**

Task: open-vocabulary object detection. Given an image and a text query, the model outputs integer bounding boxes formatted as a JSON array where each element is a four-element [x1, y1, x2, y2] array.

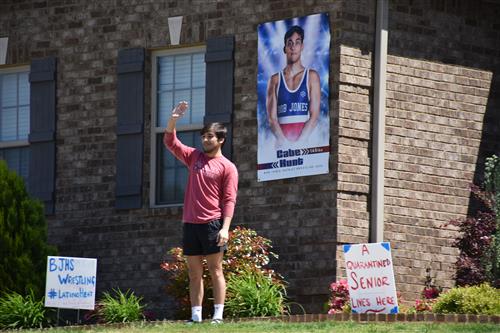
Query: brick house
[[1, 0, 499, 317]]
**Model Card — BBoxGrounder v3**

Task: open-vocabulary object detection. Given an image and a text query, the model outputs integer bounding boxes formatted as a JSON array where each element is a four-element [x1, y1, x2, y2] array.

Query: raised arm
[[163, 101, 196, 165]]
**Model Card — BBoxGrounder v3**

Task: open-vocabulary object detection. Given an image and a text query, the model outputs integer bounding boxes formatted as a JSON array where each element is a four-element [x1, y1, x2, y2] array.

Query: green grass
[[13, 320, 500, 333]]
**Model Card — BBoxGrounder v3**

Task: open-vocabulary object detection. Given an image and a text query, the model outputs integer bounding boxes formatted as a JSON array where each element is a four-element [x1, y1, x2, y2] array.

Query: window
[[150, 46, 206, 207], [0, 66, 30, 181]]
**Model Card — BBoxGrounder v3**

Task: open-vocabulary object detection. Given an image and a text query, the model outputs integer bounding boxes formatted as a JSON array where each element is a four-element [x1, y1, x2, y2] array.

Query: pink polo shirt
[[163, 130, 238, 224]]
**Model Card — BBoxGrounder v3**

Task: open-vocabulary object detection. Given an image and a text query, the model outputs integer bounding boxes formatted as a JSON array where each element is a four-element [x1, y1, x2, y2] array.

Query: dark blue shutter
[[204, 35, 234, 159], [29, 56, 56, 215], [115, 48, 145, 209]]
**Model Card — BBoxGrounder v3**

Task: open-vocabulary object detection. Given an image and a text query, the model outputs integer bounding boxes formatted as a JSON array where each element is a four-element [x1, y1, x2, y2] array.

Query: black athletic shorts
[[182, 219, 227, 256]]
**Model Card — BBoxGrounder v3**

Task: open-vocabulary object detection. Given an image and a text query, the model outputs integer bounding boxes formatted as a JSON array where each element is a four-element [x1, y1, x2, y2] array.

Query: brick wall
[[1, 0, 499, 318]]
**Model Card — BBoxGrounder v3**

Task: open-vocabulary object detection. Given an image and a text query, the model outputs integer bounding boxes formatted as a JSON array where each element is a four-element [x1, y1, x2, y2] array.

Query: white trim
[[0, 64, 29, 74], [149, 45, 206, 208], [0, 140, 29, 149]]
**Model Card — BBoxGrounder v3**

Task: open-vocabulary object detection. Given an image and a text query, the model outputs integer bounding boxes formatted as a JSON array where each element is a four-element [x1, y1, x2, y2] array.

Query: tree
[[0, 160, 56, 297]]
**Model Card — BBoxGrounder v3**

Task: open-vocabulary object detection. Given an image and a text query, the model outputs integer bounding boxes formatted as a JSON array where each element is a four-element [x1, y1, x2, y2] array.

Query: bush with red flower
[[326, 279, 350, 314]]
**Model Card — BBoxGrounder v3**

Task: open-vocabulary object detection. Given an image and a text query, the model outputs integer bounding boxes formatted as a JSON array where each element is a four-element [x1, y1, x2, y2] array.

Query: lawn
[[19, 320, 500, 333]]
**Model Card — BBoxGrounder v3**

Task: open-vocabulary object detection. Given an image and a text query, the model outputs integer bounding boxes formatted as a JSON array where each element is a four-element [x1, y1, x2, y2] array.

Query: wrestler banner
[[257, 13, 330, 182]]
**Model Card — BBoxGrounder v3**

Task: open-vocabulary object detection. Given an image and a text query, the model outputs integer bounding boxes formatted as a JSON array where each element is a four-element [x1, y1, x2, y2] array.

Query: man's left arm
[[297, 70, 321, 142], [217, 164, 238, 246]]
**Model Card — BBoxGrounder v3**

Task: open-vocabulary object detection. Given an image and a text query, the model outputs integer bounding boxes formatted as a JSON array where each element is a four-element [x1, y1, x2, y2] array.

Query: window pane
[[156, 131, 203, 205], [191, 88, 205, 124], [1, 107, 16, 141], [0, 146, 29, 183], [18, 73, 29, 106], [157, 91, 173, 127], [18, 106, 29, 140], [174, 54, 191, 90], [1, 74, 17, 108], [192, 53, 205, 88], [158, 57, 174, 91]]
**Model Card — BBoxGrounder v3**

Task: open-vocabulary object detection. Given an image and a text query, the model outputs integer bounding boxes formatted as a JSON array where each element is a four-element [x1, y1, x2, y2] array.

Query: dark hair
[[284, 25, 304, 45], [200, 122, 227, 145]]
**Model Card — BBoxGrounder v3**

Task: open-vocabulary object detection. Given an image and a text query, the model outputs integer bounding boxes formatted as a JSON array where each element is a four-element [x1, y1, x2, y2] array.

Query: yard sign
[[343, 242, 398, 314], [44, 256, 97, 310]]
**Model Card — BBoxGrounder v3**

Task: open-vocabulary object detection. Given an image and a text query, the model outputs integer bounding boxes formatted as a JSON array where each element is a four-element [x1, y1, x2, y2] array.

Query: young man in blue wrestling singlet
[[266, 25, 321, 147]]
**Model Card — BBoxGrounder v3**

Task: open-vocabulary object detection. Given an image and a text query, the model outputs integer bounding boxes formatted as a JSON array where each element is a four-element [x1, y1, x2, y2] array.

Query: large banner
[[257, 13, 330, 182]]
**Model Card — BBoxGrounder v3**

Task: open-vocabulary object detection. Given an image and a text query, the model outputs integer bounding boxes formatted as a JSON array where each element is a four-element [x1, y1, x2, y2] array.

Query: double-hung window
[[0, 66, 30, 182], [150, 46, 206, 207]]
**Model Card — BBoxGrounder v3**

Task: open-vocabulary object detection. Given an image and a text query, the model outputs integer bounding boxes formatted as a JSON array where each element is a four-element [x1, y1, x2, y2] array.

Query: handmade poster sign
[[343, 242, 399, 314], [44, 256, 97, 310]]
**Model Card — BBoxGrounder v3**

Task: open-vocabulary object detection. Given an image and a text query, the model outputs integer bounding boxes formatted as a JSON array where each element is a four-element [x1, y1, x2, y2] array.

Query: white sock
[[213, 304, 224, 320], [191, 306, 202, 322]]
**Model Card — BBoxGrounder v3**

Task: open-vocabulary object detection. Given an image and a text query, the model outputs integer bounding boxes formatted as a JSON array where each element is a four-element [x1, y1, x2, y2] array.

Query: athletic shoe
[[211, 318, 223, 324]]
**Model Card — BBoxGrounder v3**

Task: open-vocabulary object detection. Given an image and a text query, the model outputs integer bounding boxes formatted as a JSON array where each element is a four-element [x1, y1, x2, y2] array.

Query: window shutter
[[204, 35, 234, 159], [29, 56, 56, 215], [115, 48, 145, 209]]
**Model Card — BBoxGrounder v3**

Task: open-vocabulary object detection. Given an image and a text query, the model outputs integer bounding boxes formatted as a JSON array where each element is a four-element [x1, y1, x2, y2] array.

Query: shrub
[[447, 154, 500, 287], [432, 283, 500, 315], [93, 289, 145, 323], [0, 291, 52, 329], [225, 269, 288, 318], [325, 279, 350, 314], [0, 160, 57, 298], [160, 226, 285, 319]]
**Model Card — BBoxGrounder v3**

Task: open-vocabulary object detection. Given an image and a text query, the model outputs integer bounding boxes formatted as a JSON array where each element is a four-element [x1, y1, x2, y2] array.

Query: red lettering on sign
[[376, 296, 395, 306], [351, 297, 371, 308], [361, 244, 370, 255]]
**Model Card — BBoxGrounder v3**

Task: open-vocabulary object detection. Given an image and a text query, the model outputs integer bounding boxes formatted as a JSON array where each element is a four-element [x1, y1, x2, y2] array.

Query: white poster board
[[343, 242, 398, 314], [44, 256, 97, 310]]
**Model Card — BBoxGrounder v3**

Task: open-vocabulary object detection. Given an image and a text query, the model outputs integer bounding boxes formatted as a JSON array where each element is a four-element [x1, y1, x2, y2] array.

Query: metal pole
[[371, 0, 389, 243]]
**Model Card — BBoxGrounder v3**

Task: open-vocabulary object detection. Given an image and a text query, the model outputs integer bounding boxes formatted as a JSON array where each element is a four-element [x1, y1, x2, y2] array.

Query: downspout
[[371, 0, 389, 243]]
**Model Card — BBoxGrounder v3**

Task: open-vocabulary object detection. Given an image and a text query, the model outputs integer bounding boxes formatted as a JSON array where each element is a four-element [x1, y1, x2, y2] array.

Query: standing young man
[[164, 101, 238, 324], [266, 25, 321, 147]]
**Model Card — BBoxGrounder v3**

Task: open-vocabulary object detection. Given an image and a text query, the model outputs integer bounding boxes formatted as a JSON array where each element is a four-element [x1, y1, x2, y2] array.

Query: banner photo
[[45, 256, 97, 310], [343, 243, 399, 314], [257, 13, 330, 182]]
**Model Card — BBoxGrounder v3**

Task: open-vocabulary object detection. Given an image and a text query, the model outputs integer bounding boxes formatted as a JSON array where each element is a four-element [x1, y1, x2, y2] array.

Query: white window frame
[[149, 45, 206, 208]]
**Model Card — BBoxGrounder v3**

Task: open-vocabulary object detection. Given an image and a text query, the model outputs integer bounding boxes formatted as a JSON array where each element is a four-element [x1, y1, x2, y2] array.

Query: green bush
[[0, 291, 52, 329], [0, 160, 57, 297], [95, 289, 145, 323], [432, 283, 500, 315], [225, 269, 288, 318], [160, 226, 286, 319]]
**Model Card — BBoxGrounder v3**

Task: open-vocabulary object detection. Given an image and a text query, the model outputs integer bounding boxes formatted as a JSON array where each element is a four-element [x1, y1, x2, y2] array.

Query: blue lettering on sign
[[58, 288, 94, 299], [49, 258, 75, 272], [57, 274, 96, 286]]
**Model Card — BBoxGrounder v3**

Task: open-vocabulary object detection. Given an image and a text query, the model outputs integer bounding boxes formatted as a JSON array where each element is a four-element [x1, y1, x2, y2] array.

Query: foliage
[[93, 289, 146, 323], [160, 226, 284, 319], [412, 268, 442, 313], [482, 155, 500, 286], [432, 283, 500, 315], [447, 154, 500, 287], [326, 279, 350, 314], [0, 291, 52, 329], [0, 160, 57, 298], [225, 269, 288, 318]]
